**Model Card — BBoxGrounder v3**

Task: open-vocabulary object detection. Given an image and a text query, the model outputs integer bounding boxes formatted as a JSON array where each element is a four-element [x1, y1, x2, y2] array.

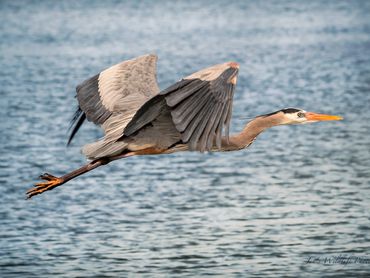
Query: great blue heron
[[26, 54, 342, 199]]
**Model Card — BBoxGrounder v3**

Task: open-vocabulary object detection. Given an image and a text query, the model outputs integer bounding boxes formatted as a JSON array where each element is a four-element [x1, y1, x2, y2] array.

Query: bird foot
[[26, 173, 64, 199]]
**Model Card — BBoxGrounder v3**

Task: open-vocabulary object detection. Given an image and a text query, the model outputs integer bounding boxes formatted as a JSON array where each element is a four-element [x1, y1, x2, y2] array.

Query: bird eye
[[297, 112, 305, 118]]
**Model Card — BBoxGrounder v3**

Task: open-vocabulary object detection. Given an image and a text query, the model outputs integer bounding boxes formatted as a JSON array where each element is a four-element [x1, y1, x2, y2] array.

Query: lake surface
[[1, 0, 370, 277]]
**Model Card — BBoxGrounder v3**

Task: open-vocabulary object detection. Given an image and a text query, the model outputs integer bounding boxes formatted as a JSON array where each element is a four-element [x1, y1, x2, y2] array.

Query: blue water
[[1, 0, 370, 277]]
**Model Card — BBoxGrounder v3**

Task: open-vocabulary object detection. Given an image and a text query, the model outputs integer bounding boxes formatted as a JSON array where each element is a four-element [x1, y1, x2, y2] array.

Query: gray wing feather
[[163, 65, 238, 152], [165, 79, 206, 107], [181, 97, 212, 143], [121, 62, 239, 153], [70, 54, 159, 144], [223, 85, 235, 143], [187, 100, 215, 151], [199, 94, 225, 150], [123, 95, 165, 137], [76, 74, 112, 125], [172, 86, 210, 130], [215, 96, 230, 148], [70, 54, 160, 159]]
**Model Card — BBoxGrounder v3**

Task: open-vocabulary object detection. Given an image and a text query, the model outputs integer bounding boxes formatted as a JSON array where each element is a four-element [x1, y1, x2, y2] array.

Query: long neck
[[223, 115, 281, 151]]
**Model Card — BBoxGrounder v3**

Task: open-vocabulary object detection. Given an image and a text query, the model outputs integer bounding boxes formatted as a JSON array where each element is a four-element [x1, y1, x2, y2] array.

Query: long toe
[[39, 173, 57, 181], [26, 174, 64, 199]]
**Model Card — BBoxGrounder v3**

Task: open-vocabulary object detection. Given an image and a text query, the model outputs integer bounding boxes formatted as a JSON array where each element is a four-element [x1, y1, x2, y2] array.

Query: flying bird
[[26, 54, 342, 199]]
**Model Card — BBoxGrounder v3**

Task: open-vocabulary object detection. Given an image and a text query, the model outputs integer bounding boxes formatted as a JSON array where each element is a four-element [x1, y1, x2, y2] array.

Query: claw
[[26, 173, 64, 199], [39, 173, 57, 180]]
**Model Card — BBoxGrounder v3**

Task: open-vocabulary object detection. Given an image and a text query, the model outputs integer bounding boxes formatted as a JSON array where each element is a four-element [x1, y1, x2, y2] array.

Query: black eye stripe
[[281, 108, 301, 114], [259, 108, 304, 118]]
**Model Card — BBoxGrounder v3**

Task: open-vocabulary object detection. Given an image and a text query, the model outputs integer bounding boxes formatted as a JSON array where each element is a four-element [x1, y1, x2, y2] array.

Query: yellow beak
[[305, 112, 343, 121]]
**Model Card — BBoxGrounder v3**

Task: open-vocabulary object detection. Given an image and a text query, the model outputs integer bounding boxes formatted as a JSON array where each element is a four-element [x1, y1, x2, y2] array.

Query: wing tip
[[227, 61, 239, 69], [67, 109, 86, 146], [184, 61, 240, 82], [148, 53, 158, 59], [139, 53, 158, 63]]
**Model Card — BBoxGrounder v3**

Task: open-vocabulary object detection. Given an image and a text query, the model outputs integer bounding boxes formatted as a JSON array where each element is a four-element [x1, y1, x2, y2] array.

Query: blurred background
[[1, 0, 369, 277]]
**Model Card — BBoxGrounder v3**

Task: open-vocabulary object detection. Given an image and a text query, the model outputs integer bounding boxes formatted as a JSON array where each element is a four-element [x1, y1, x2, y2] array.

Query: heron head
[[275, 108, 343, 125]]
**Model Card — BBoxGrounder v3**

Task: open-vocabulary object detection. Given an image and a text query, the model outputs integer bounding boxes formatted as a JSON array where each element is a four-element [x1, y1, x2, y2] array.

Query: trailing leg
[[26, 152, 136, 199], [26, 159, 106, 199]]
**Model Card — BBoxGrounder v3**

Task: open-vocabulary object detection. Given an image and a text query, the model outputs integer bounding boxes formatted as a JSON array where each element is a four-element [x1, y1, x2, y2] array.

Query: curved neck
[[223, 115, 281, 151]]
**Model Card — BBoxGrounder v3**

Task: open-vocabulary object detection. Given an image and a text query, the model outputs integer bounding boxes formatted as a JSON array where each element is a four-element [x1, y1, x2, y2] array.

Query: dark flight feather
[[120, 62, 239, 152], [67, 107, 86, 145], [123, 95, 165, 136], [162, 67, 238, 151], [67, 54, 160, 150], [76, 73, 112, 125]]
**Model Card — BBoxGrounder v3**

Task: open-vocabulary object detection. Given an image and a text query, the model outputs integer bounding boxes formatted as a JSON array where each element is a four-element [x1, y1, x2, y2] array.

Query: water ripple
[[1, 0, 370, 277]]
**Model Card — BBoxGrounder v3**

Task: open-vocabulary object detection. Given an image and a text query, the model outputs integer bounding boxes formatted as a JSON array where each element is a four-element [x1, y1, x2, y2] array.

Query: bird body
[[70, 54, 238, 159], [26, 54, 342, 199]]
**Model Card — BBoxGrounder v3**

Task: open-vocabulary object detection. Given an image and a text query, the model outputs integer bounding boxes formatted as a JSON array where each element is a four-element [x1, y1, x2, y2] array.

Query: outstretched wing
[[68, 54, 160, 144], [124, 62, 239, 152]]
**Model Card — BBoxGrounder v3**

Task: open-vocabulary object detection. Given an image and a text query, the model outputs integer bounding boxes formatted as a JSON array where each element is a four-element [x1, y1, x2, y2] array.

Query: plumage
[[164, 79, 206, 107], [123, 95, 166, 137], [122, 71, 238, 153], [26, 55, 343, 199], [74, 57, 240, 158], [68, 54, 160, 158], [67, 108, 86, 145], [160, 64, 238, 151]]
